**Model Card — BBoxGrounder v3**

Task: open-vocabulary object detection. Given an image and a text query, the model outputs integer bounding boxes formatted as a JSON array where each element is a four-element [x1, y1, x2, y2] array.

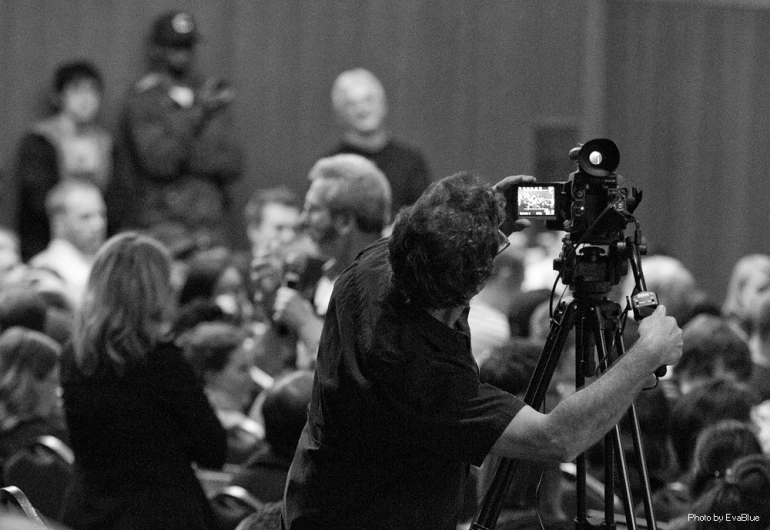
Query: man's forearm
[[543, 340, 660, 461]]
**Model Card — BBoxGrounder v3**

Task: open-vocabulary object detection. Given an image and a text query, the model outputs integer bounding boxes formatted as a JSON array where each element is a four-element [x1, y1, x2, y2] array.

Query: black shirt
[[283, 239, 524, 529], [328, 139, 431, 218]]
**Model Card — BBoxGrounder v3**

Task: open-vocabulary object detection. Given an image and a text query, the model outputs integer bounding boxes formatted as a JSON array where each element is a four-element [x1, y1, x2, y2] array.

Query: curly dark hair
[[388, 171, 505, 309]]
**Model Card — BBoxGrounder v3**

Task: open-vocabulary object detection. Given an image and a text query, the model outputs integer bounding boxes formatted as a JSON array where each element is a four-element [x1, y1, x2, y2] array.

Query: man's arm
[[490, 305, 682, 462]]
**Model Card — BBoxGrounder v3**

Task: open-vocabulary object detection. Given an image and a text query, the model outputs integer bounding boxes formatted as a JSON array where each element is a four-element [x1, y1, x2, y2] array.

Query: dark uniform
[[121, 11, 243, 254]]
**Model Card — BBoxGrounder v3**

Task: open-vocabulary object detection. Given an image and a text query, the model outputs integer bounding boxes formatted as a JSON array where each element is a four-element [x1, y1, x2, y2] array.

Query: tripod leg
[[472, 300, 578, 530]]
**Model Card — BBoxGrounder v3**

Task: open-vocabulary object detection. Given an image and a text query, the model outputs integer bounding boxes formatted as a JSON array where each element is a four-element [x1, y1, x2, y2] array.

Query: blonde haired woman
[[60, 232, 226, 530]]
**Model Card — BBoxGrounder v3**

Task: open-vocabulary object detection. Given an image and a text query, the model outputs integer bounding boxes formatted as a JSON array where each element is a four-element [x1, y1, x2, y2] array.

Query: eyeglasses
[[496, 229, 510, 256]]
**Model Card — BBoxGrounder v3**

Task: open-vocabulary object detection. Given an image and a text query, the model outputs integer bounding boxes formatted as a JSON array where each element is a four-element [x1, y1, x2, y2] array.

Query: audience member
[[669, 378, 761, 481], [267, 154, 391, 367], [672, 454, 770, 530], [282, 172, 682, 528], [747, 292, 770, 402], [14, 60, 118, 261], [615, 254, 718, 328], [673, 314, 753, 396], [230, 370, 314, 503], [476, 338, 568, 527], [0, 287, 73, 346], [121, 10, 243, 252], [181, 321, 262, 464], [722, 254, 770, 341], [59, 232, 227, 530], [244, 186, 302, 260], [28, 180, 106, 311], [0, 327, 66, 468], [177, 247, 254, 326], [468, 246, 525, 365], [327, 68, 430, 220], [0, 228, 23, 283], [689, 419, 763, 500]]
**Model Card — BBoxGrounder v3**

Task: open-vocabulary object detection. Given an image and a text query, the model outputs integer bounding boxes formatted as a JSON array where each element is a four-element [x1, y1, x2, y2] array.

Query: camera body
[[512, 139, 640, 245]]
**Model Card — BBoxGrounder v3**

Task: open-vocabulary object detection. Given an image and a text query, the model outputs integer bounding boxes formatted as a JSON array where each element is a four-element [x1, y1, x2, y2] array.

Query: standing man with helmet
[[122, 10, 243, 253]]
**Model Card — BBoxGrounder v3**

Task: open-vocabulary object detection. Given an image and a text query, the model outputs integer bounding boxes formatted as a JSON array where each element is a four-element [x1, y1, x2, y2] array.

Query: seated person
[[673, 314, 753, 396], [28, 180, 107, 311], [0, 327, 67, 469], [178, 247, 254, 326], [14, 60, 118, 262], [230, 370, 314, 502], [181, 321, 262, 464]]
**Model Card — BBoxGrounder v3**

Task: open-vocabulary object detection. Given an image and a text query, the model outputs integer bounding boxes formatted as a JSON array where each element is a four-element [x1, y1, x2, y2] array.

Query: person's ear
[[333, 212, 355, 236]]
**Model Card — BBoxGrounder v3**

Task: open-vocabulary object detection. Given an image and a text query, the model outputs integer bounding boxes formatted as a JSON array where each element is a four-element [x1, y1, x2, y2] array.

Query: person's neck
[[326, 230, 382, 279], [54, 113, 93, 135], [427, 306, 467, 328], [342, 129, 389, 152]]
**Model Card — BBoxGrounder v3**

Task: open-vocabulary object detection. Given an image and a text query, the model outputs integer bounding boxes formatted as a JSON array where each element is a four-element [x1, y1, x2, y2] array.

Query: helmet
[[151, 11, 199, 48]]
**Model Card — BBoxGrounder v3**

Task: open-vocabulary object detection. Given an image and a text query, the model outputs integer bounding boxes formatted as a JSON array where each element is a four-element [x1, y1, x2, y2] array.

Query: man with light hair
[[30, 179, 107, 309], [328, 68, 430, 221], [270, 154, 392, 366]]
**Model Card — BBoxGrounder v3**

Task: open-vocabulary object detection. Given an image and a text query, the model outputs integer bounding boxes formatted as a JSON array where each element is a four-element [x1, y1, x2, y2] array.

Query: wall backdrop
[[0, 0, 768, 304]]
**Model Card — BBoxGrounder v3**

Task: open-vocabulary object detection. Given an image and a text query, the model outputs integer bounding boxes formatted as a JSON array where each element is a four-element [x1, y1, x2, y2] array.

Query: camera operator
[[282, 171, 682, 529]]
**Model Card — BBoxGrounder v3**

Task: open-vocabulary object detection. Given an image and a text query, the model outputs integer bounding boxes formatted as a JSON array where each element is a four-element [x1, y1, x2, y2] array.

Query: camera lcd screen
[[517, 185, 557, 219]]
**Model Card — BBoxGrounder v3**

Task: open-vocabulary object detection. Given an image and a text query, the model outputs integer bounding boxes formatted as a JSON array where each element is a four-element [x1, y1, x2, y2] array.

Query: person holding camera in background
[[282, 172, 683, 529], [121, 10, 243, 254]]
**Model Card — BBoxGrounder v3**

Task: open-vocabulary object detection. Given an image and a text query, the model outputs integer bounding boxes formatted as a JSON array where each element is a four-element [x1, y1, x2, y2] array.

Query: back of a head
[[690, 419, 763, 498], [670, 378, 761, 473], [261, 370, 314, 458], [0, 326, 61, 425], [676, 314, 752, 389], [73, 232, 172, 376], [388, 171, 503, 310], [641, 255, 697, 323], [689, 454, 770, 529], [308, 154, 392, 233], [180, 321, 245, 379], [479, 338, 542, 396], [178, 247, 232, 306], [0, 287, 48, 333]]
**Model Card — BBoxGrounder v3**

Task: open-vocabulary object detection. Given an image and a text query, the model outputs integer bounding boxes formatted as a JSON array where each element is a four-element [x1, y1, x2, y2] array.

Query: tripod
[[472, 238, 660, 530]]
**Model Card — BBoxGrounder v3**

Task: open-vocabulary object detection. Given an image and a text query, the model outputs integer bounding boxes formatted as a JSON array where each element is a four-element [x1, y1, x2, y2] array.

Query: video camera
[[513, 138, 641, 245]]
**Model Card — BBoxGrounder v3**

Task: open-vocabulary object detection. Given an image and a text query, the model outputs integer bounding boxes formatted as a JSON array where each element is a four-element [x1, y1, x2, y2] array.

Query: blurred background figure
[[121, 10, 243, 253], [244, 186, 302, 261], [0, 327, 66, 468], [181, 321, 263, 465], [327, 68, 430, 223], [670, 454, 770, 530], [230, 369, 314, 504], [13, 60, 118, 262], [722, 254, 770, 342], [60, 232, 227, 530], [28, 180, 107, 312], [468, 245, 526, 366], [673, 314, 753, 396], [176, 247, 254, 327], [747, 293, 770, 402]]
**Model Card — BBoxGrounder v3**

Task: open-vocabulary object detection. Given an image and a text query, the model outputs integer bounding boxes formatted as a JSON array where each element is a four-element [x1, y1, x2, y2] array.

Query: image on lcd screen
[[518, 186, 556, 217]]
